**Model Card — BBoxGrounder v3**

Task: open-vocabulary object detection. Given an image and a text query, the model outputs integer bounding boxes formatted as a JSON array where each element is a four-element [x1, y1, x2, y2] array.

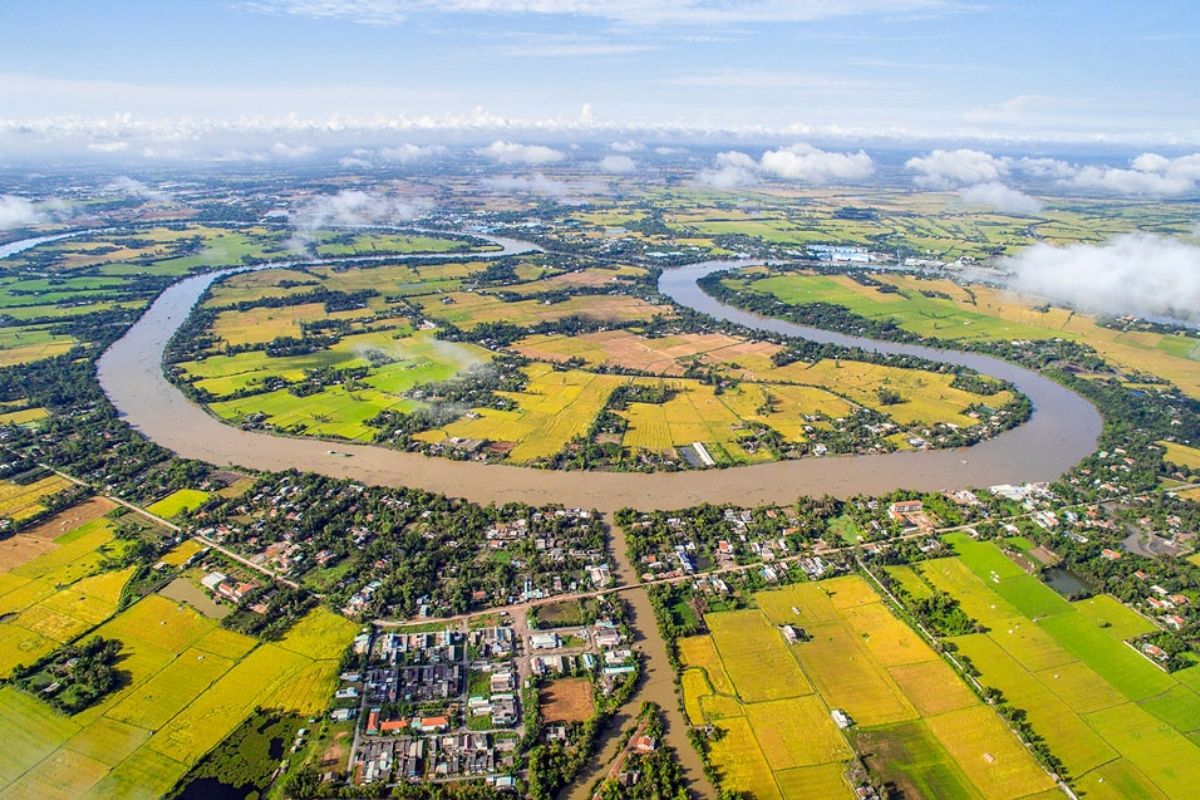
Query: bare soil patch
[[22, 497, 115, 541], [0, 497, 116, 571], [540, 677, 594, 723]]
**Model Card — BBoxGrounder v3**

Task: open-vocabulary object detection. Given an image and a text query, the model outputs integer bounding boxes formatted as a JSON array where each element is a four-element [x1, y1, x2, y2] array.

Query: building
[[530, 632, 560, 650]]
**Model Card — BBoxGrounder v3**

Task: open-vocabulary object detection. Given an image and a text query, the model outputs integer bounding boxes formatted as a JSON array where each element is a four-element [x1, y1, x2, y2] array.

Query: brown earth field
[[0, 497, 115, 571], [540, 677, 595, 723]]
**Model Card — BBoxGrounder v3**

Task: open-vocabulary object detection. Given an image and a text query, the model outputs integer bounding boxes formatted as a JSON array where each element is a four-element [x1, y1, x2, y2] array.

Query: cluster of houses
[[356, 732, 519, 786], [342, 624, 525, 786], [198, 570, 265, 612]]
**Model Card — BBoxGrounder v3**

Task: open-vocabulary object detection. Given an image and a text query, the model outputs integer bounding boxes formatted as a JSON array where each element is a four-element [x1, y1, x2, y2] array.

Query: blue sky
[[0, 0, 1197, 151]]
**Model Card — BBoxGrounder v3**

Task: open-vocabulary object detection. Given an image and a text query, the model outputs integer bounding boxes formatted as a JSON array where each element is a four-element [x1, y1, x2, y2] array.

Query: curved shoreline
[[82, 236, 1101, 512]]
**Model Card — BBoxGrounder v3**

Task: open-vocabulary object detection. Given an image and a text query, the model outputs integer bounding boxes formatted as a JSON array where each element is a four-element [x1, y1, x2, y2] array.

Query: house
[[416, 716, 450, 733], [888, 501, 923, 521], [1163, 615, 1187, 630], [200, 572, 226, 592], [1100, 548, 1122, 560], [632, 735, 657, 754], [530, 633, 560, 650], [593, 626, 623, 649], [831, 709, 853, 729]]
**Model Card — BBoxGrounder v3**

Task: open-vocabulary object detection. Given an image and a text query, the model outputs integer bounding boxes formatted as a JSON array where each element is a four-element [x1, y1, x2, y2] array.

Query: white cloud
[[338, 156, 372, 168], [957, 181, 1042, 214], [610, 140, 643, 153], [598, 154, 636, 174], [698, 150, 760, 189], [243, 1, 956, 27], [86, 141, 130, 154], [481, 173, 571, 197], [1001, 233, 1200, 323], [476, 140, 565, 165], [759, 143, 874, 182], [104, 176, 168, 200], [1013, 152, 1200, 197], [905, 148, 1008, 188], [0, 195, 72, 230], [699, 144, 872, 189], [906, 148, 1042, 213], [379, 142, 445, 163], [287, 189, 432, 251], [271, 142, 317, 159]]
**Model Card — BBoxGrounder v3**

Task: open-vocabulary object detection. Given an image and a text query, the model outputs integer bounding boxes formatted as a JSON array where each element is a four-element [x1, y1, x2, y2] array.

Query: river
[[84, 243, 1101, 513], [9, 229, 1103, 799]]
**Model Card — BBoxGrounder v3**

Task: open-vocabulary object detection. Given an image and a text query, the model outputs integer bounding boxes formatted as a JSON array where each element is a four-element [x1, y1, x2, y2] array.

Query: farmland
[[172, 242, 1018, 470], [912, 535, 1200, 799], [659, 187, 1198, 262], [719, 267, 1200, 398], [0, 475, 75, 523], [0, 491, 358, 799], [144, 489, 210, 520], [0, 580, 354, 800], [677, 575, 1054, 799]]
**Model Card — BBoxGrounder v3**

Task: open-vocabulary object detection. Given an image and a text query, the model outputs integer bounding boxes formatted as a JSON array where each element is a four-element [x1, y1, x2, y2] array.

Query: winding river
[[81, 238, 1101, 512], [5, 228, 1103, 798]]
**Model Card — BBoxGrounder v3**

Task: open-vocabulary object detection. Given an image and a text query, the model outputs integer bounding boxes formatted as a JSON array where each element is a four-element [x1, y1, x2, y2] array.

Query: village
[[330, 596, 638, 788], [184, 474, 613, 621]]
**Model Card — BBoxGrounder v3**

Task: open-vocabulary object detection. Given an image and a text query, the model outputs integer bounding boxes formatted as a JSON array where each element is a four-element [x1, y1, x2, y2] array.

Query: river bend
[[0, 232, 1097, 512]]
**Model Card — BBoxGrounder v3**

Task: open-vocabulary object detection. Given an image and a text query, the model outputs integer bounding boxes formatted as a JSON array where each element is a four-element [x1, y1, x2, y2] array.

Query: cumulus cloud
[[906, 148, 1041, 214], [476, 140, 565, 165], [759, 143, 874, 182], [379, 142, 445, 163], [104, 176, 168, 200], [698, 144, 872, 189], [338, 156, 372, 169], [287, 189, 432, 251], [481, 173, 571, 197], [86, 141, 130, 154], [598, 154, 636, 174], [1013, 152, 1200, 197], [1001, 233, 1200, 323], [958, 181, 1042, 214], [697, 150, 760, 189], [271, 141, 317, 159], [905, 148, 1008, 189], [0, 195, 73, 230], [609, 140, 643, 153]]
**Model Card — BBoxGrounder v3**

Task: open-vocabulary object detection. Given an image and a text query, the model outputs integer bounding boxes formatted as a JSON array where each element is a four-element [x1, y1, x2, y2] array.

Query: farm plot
[[206, 331, 488, 441], [924, 538, 1200, 798], [0, 475, 74, 522], [145, 489, 209, 520], [414, 290, 670, 330], [678, 575, 1052, 800], [0, 519, 133, 677], [729, 268, 1200, 398], [416, 365, 628, 462], [539, 677, 594, 723], [210, 303, 373, 347], [0, 600, 354, 799], [0, 327, 76, 368]]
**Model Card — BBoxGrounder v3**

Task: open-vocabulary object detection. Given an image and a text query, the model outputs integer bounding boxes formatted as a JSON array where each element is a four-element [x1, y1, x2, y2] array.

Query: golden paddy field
[[678, 575, 1054, 800]]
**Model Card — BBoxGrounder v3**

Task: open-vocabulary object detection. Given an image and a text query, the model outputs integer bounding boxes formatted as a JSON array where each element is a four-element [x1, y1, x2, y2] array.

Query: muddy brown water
[[94, 247, 1101, 514], [26, 230, 1099, 800]]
